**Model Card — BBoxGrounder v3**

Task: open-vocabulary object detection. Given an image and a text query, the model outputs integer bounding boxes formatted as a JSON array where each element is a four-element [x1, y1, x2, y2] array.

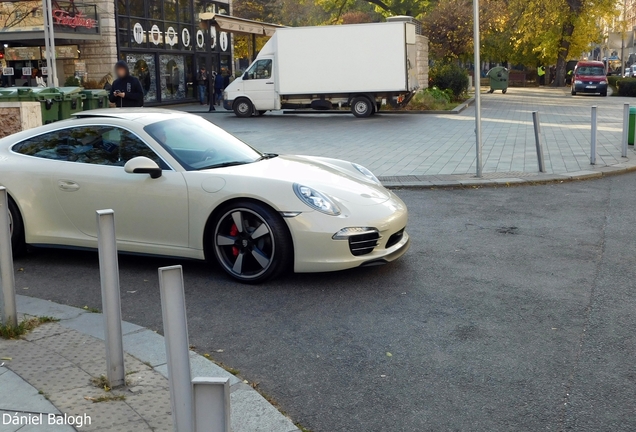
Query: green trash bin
[[80, 89, 110, 110], [30, 88, 63, 124], [0, 88, 34, 102], [629, 107, 636, 145], [56, 87, 85, 119], [486, 66, 509, 94]]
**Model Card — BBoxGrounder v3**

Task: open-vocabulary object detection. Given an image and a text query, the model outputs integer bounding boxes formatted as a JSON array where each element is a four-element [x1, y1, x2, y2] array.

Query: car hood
[[210, 155, 391, 206]]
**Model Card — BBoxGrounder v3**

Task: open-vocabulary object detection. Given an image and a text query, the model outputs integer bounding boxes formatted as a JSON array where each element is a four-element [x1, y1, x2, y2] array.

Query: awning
[[198, 13, 284, 36]]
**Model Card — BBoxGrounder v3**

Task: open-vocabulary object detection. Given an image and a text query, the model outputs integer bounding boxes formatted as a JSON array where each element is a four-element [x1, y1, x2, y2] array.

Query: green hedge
[[617, 78, 636, 97], [429, 63, 469, 99], [607, 76, 621, 88]]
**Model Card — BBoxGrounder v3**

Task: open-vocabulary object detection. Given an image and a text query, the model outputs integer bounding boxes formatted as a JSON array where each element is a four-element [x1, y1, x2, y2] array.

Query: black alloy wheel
[[212, 202, 292, 283]]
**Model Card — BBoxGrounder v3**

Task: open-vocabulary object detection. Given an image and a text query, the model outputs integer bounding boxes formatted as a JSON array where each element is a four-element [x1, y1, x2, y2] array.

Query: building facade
[[0, 0, 232, 104]]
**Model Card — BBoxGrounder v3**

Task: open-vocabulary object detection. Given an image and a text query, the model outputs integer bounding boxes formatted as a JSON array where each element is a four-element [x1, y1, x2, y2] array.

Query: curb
[[379, 159, 636, 189], [15, 295, 300, 432]]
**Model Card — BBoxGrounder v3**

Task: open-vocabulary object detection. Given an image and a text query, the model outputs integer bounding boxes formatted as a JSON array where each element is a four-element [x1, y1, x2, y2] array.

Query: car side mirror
[[124, 156, 162, 179], [242, 72, 249, 80]]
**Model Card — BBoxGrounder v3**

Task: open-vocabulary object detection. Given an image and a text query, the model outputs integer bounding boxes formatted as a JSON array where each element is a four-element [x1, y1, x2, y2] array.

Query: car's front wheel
[[212, 202, 292, 283], [233, 98, 253, 118], [8, 198, 26, 256]]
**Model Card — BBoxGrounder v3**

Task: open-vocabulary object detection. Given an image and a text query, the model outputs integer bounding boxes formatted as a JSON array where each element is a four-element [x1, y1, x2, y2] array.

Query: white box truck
[[223, 21, 420, 118]]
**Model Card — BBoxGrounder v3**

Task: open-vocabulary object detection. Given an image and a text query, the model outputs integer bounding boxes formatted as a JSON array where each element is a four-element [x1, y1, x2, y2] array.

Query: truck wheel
[[233, 98, 253, 118], [351, 97, 373, 118]]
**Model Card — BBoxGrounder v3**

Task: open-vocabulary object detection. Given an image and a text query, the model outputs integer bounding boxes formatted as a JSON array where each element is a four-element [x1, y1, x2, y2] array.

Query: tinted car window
[[13, 126, 166, 168], [12, 130, 70, 160]]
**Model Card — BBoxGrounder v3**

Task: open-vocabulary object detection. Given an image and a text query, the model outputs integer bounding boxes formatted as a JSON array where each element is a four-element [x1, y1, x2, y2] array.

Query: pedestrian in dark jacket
[[208, 71, 217, 112], [214, 72, 225, 106], [108, 61, 144, 107]]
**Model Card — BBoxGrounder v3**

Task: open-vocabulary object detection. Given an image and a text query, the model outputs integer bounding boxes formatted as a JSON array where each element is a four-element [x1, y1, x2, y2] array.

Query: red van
[[571, 61, 608, 96]]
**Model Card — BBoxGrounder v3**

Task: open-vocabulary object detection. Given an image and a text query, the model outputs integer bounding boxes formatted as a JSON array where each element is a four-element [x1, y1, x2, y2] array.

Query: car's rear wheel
[[233, 98, 253, 118], [8, 198, 26, 256], [212, 202, 292, 283]]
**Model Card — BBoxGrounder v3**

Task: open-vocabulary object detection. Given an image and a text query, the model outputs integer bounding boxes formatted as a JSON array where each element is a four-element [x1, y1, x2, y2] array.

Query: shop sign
[[2, 67, 14, 76], [52, 10, 98, 29], [41, 45, 79, 60], [5, 47, 41, 61], [220, 32, 228, 52], [133, 23, 144, 44], [196, 30, 205, 48], [150, 25, 162, 45], [166, 27, 177, 47], [210, 27, 217, 49], [182, 28, 191, 47]]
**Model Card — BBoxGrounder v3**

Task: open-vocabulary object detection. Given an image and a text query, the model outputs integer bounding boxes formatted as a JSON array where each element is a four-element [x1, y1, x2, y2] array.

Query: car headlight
[[352, 163, 380, 184], [600, 80, 607, 84], [574, 80, 582, 84], [293, 184, 341, 215]]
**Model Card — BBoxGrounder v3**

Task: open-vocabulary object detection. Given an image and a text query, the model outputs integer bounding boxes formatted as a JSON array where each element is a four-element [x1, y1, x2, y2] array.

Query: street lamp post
[[473, 0, 483, 177], [42, 0, 58, 87]]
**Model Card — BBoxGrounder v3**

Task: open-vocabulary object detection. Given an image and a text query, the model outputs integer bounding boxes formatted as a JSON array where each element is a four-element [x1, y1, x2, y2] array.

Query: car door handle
[[266, 82, 274, 84], [58, 180, 80, 192]]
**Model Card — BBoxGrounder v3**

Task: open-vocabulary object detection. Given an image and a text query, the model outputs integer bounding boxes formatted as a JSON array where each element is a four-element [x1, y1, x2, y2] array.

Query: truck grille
[[349, 232, 380, 256]]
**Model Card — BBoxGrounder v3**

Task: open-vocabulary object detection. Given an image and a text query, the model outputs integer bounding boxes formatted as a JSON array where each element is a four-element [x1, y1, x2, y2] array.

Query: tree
[[0, 1, 40, 30], [316, 0, 429, 23], [422, 0, 474, 61]]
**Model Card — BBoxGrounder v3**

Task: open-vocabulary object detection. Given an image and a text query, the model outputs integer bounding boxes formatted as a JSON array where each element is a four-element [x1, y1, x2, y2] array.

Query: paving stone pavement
[[0, 296, 300, 432], [181, 87, 636, 186]]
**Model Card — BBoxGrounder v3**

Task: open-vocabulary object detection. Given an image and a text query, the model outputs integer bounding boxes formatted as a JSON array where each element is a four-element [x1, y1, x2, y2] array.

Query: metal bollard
[[532, 112, 546, 172], [193, 377, 231, 432], [0, 187, 17, 327], [590, 106, 597, 165], [96, 210, 125, 388], [622, 103, 629, 158], [159, 265, 194, 432]]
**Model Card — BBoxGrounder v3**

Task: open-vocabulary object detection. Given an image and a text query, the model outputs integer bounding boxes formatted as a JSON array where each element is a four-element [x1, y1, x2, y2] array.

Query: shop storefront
[[116, 0, 232, 103]]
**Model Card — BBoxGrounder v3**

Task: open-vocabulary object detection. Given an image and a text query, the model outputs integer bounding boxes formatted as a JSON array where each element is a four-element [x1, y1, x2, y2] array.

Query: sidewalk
[[0, 295, 299, 432]]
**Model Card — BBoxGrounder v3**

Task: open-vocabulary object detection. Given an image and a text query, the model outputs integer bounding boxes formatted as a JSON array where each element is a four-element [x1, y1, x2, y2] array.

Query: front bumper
[[573, 83, 607, 93], [223, 99, 233, 110], [286, 192, 410, 273]]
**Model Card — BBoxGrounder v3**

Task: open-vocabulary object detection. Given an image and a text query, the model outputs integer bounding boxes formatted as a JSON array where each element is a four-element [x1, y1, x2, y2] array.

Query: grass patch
[[383, 87, 468, 111], [91, 375, 112, 392], [0, 316, 59, 339], [82, 306, 100, 313]]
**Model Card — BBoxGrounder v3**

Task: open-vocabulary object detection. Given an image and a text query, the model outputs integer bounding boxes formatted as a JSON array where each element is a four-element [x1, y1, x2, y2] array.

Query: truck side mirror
[[242, 72, 250, 80]]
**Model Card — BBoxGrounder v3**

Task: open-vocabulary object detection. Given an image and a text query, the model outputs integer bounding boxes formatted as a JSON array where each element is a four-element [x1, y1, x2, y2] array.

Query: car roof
[[72, 108, 190, 125], [575, 61, 604, 67]]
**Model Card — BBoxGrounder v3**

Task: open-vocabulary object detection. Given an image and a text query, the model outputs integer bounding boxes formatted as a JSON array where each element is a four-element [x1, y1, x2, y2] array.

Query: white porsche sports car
[[1, 109, 409, 283]]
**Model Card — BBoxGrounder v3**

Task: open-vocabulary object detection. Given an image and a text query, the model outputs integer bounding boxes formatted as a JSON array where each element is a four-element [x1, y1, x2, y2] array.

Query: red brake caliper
[[230, 223, 239, 257]]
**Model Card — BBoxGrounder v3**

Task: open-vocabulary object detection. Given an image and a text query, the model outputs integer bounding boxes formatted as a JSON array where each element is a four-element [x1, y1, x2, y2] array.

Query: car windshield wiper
[[258, 153, 278, 161], [197, 161, 251, 170]]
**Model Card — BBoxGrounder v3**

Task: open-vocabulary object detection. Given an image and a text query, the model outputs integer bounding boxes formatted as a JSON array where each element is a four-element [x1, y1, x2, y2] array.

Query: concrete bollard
[[532, 112, 546, 173], [96, 210, 125, 388], [193, 377, 231, 432], [590, 106, 597, 165], [0, 187, 17, 327], [159, 265, 194, 432], [622, 103, 629, 158]]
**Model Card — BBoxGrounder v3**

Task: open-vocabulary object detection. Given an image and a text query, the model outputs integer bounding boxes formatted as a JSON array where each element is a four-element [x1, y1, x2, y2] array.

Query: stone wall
[[416, 34, 429, 89], [0, 102, 42, 139], [62, 0, 118, 84]]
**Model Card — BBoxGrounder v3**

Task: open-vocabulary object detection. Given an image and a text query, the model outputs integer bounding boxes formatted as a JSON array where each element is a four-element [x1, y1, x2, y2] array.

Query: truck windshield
[[145, 116, 262, 171], [245, 59, 272, 80], [576, 66, 605, 76]]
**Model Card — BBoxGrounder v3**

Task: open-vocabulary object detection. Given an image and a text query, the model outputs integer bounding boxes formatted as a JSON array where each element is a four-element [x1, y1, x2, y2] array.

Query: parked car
[[0, 109, 409, 283], [571, 61, 608, 96]]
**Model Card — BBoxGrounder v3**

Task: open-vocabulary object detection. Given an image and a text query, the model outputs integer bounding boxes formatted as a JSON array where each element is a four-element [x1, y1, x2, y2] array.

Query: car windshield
[[144, 116, 262, 170], [576, 66, 605, 76]]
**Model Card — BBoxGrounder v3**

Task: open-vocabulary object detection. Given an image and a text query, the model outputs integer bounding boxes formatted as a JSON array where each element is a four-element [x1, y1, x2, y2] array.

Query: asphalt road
[[12, 175, 636, 432]]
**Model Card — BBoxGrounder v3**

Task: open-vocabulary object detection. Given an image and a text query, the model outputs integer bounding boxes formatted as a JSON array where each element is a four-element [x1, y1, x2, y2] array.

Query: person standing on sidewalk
[[538, 65, 546, 86], [208, 70, 217, 112], [108, 61, 144, 108], [197, 66, 209, 105], [214, 71, 225, 106]]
